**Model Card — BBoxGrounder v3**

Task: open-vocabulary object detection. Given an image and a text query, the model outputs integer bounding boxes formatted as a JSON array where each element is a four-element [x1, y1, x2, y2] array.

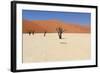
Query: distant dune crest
[[23, 20, 90, 33]]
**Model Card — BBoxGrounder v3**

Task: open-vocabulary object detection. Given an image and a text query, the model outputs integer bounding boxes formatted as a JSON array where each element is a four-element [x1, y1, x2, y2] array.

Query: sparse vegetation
[[29, 31, 31, 36], [28, 30, 35, 36], [56, 27, 64, 39], [44, 31, 47, 37], [32, 31, 35, 35], [27, 27, 64, 39]]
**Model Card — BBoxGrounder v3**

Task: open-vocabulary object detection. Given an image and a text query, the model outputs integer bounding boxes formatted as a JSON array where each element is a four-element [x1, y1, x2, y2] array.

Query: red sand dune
[[23, 20, 90, 33]]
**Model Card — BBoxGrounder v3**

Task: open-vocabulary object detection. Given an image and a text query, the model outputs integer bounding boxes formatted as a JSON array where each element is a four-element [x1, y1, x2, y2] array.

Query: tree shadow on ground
[[60, 42, 67, 44]]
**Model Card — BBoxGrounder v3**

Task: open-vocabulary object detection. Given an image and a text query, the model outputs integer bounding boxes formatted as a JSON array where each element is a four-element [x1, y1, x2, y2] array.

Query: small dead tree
[[44, 31, 47, 37], [28, 30, 32, 36], [32, 30, 35, 36], [56, 27, 64, 39], [32, 32, 34, 35], [29, 31, 31, 36]]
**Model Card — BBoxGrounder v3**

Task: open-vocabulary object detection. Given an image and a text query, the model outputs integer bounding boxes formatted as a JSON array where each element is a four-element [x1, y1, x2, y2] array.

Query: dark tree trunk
[[44, 32, 46, 37], [59, 33, 62, 39], [29, 32, 31, 35], [56, 27, 64, 39], [32, 32, 34, 35]]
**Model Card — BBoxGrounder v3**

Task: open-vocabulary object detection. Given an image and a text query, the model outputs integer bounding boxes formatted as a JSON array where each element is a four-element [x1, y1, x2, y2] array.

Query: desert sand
[[23, 20, 90, 33], [22, 33, 91, 63]]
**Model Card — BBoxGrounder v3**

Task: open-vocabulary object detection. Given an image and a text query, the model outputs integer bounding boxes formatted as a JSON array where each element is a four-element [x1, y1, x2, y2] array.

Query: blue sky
[[22, 10, 91, 25]]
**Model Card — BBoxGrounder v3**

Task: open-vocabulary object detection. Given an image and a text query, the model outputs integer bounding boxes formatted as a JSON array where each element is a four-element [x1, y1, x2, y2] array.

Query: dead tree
[[44, 31, 47, 37], [28, 29, 35, 36], [29, 31, 31, 36], [32, 31, 35, 35], [56, 27, 64, 39], [32, 32, 34, 35]]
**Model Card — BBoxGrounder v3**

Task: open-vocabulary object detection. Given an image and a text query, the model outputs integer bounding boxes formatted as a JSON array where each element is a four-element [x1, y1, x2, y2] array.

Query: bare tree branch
[[56, 27, 64, 39]]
